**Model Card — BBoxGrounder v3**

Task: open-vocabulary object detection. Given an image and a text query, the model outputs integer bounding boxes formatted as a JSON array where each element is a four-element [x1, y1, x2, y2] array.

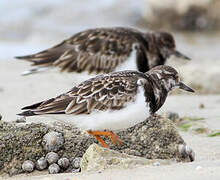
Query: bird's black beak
[[177, 82, 195, 93], [173, 50, 191, 60]]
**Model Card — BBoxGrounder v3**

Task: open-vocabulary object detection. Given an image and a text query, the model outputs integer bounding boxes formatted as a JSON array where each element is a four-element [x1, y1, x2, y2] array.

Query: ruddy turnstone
[[18, 65, 194, 148], [16, 27, 190, 75]]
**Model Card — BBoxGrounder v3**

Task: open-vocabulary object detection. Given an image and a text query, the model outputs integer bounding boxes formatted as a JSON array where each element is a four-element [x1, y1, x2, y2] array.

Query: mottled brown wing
[[16, 28, 144, 74], [65, 72, 139, 114], [54, 28, 142, 73], [20, 71, 140, 116]]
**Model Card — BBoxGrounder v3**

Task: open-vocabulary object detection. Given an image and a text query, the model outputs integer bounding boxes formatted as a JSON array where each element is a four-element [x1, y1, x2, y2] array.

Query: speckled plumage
[[16, 27, 190, 75], [18, 65, 194, 132]]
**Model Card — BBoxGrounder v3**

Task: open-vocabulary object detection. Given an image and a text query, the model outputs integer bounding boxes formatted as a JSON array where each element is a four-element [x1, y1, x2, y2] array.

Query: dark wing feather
[[16, 27, 146, 73], [19, 71, 144, 116]]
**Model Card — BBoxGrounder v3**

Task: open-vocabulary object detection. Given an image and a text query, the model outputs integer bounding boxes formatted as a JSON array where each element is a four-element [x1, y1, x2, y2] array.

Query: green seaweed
[[184, 117, 205, 121], [193, 127, 208, 134], [208, 132, 220, 137], [178, 123, 192, 131]]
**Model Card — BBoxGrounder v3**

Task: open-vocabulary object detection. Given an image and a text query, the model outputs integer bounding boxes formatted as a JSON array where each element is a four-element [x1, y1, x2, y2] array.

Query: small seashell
[[166, 112, 179, 121], [48, 163, 60, 174], [185, 145, 192, 154], [58, 157, 70, 169], [42, 131, 64, 152], [71, 157, 81, 169], [46, 152, 59, 164], [71, 168, 81, 173], [178, 144, 195, 162], [178, 144, 185, 155], [36, 157, 48, 170], [199, 103, 205, 109], [22, 160, 35, 173], [16, 116, 26, 123], [196, 166, 202, 170], [153, 162, 160, 166]]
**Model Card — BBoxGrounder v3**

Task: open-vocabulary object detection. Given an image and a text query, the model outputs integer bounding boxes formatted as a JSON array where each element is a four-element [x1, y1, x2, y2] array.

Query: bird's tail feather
[[15, 41, 68, 67], [18, 97, 72, 117], [17, 110, 37, 116], [21, 67, 51, 76]]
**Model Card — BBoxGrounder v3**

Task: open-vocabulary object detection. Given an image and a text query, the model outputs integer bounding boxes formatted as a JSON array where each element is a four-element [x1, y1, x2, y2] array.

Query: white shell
[[48, 163, 60, 174], [22, 160, 35, 172], [46, 152, 59, 164], [36, 157, 48, 170], [71, 157, 81, 169], [58, 158, 70, 169], [43, 131, 64, 152]]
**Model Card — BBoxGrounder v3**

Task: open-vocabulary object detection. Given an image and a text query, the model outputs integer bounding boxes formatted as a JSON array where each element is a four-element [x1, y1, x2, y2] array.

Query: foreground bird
[[18, 65, 194, 148], [16, 27, 190, 75]]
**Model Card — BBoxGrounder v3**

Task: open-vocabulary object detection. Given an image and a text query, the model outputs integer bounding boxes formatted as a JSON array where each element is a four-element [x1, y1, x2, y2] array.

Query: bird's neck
[[143, 33, 166, 69], [146, 75, 169, 113]]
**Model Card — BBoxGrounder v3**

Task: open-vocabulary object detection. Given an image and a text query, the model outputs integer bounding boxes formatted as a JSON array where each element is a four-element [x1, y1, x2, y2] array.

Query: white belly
[[114, 44, 138, 72], [52, 86, 150, 131]]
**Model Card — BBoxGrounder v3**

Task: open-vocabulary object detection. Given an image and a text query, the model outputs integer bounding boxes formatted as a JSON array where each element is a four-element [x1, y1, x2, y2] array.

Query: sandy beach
[[0, 0, 220, 179], [1, 60, 220, 180]]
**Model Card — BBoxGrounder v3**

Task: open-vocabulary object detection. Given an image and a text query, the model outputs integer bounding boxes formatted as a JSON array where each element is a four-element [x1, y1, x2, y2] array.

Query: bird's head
[[154, 32, 190, 61], [147, 65, 194, 93]]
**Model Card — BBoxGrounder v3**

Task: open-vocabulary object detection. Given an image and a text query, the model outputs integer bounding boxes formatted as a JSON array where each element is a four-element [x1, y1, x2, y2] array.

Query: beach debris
[[22, 160, 35, 173], [165, 111, 180, 122], [58, 158, 70, 169], [48, 163, 60, 174], [0, 114, 2, 121], [46, 152, 59, 165], [42, 131, 64, 152], [199, 103, 205, 109], [36, 157, 48, 170]]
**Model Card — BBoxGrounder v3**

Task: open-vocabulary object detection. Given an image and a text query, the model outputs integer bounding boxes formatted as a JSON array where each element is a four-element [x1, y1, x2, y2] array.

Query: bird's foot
[[107, 131, 122, 146], [87, 130, 122, 148]]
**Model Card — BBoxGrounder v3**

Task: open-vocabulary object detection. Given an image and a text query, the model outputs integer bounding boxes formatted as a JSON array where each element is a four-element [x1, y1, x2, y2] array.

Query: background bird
[[18, 65, 194, 148], [16, 27, 190, 76]]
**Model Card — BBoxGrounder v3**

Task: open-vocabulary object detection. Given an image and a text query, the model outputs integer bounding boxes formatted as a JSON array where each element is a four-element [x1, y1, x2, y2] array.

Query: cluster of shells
[[22, 152, 81, 174], [22, 131, 81, 174]]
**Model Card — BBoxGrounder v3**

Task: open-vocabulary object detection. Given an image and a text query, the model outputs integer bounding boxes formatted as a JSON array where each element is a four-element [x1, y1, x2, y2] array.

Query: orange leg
[[87, 130, 122, 148], [94, 135, 109, 148]]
